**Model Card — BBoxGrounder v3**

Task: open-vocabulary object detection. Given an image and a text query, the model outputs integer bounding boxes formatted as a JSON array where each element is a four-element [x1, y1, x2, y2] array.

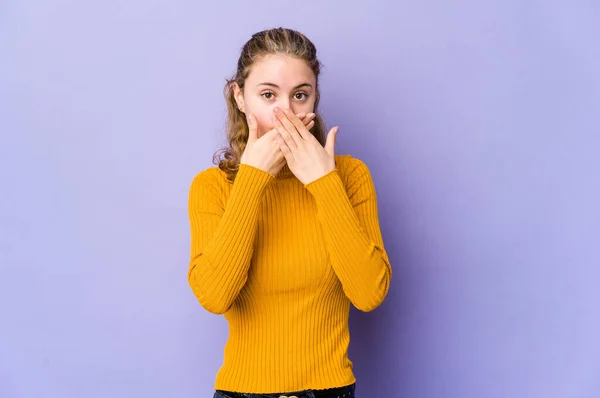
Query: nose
[[273, 98, 292, 113]]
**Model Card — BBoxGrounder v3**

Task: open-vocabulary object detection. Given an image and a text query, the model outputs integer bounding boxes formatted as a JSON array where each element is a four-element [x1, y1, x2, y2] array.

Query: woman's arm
[[187, 163, 273, 314], [304, 158, 392, 312]]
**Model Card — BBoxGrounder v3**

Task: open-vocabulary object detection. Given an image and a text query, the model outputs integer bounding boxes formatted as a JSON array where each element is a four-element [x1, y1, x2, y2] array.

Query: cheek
[[243, 100, 274, 135], [254, 113, 275, 135]]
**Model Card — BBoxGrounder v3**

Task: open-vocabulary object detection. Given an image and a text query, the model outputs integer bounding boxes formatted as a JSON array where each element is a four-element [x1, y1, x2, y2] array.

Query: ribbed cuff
[[303, 168, 343, 200], [234, 163, 275, 199]]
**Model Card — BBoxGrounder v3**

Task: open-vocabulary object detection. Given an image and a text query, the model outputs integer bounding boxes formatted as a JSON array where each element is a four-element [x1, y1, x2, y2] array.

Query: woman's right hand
[[240, 111, 315, 176]]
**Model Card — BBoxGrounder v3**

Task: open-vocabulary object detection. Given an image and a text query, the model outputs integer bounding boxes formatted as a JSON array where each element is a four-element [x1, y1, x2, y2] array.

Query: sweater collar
[[276, 162, 295, 179]]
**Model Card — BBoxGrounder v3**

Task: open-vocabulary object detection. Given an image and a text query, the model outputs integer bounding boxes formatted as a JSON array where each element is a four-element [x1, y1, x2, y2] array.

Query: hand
[[272, 107, 339, 185], [240, 111, 315, 176]]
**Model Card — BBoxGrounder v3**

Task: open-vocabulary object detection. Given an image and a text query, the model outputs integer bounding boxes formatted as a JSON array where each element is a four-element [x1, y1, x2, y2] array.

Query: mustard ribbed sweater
[[187, 154, 392, 393]]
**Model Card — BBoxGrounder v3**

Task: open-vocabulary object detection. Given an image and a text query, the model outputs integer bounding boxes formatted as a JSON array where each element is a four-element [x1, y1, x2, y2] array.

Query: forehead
[[246, 54, 315, 87]]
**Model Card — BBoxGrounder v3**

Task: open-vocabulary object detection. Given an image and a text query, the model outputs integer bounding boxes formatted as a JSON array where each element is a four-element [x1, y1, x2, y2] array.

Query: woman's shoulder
[[334, 153, 366, 169], [188, 165, 231, 198], [193, 164, 227, 180], [334, 154, 372, 183], [190, 165, 220, 184]]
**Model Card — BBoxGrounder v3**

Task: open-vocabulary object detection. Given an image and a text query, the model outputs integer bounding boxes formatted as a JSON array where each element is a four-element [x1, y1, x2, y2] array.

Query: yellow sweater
[[187, 154, 392, 393]]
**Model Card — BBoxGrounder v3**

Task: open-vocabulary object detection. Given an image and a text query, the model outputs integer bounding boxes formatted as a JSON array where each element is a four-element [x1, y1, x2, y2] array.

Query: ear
[[232, 81, 246, 114]]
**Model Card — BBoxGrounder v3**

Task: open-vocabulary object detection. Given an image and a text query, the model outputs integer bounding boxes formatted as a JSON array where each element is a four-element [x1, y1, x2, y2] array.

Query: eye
[[294, 92, 308, 100], [261, 91, 275, 100]]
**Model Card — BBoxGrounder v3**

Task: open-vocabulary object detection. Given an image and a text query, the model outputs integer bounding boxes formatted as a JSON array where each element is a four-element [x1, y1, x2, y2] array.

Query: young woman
[[187, 27, 392, 398]]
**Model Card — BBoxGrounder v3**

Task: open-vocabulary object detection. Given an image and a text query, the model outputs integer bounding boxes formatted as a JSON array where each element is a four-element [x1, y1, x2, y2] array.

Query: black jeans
[[213, 383, 355, 398]]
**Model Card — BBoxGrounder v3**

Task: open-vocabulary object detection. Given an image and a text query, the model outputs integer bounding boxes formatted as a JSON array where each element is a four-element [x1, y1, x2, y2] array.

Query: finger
[[265, 113, 313, 137], [281, 108, 313, 141], [325, 126, 339, 156], [272, 113, 299, 152], [301, 112, 315, 126], [274, 107, 304, 147], [261, 127, 278, 140], [246, 113, 258, 141], [276, 131, 295, 162]]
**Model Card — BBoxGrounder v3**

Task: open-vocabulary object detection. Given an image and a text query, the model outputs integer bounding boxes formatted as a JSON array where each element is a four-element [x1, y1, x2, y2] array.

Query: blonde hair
[[212, 27, 326, 182]]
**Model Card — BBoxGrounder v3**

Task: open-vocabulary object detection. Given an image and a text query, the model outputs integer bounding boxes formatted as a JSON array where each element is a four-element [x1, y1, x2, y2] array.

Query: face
[[233, 54, 317, 137]]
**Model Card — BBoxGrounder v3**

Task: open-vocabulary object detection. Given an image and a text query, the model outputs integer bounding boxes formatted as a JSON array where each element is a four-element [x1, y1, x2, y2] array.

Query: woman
[[187, 27, 392, 398]]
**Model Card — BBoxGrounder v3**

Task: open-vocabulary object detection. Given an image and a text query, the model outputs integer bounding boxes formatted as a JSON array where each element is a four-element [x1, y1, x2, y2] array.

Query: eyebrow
[[257, 82, 313, 89]]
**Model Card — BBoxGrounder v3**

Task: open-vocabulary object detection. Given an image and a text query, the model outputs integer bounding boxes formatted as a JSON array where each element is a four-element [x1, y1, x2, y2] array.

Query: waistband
[[216, 382, 355, 398]]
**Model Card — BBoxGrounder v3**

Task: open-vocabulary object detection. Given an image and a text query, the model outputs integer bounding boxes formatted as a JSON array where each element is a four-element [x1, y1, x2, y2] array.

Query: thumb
[[246, 113, 258, 141], [324, 126, 339, 157]]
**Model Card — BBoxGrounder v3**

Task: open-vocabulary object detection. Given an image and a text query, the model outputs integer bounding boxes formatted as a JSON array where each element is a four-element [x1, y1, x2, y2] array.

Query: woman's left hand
[[272, 106, 339, 185]]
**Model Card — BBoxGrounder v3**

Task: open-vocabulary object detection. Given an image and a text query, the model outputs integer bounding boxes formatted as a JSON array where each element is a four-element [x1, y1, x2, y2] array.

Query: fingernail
[[273, 107, 281, 114], [308, 113, 316, 119]]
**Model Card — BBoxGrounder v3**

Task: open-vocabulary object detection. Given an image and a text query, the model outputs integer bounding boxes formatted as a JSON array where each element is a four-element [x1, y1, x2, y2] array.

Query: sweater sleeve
[[187, 163, 274, 314], [304, 158, 392, 312]]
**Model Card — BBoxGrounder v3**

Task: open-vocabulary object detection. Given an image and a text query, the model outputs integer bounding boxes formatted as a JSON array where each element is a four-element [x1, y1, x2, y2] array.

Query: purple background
[[1, 1, 599, 397]]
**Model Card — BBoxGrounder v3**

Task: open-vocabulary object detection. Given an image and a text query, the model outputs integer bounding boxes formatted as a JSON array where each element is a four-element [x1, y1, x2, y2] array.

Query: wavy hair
[[212, 28, 326, 182]]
